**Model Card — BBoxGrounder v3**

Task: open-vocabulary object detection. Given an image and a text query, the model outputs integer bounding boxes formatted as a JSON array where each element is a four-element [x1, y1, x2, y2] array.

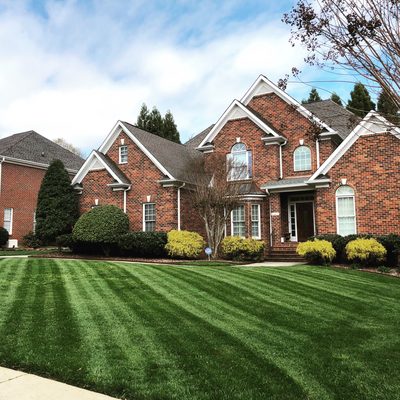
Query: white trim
[[72, 151, 123, 185], [308, 111, 400, 182], [3, 207, 13, 235], [98, 121, 174, 179], [119, 145, 128, 164], [335, 186, 357, 236], [251, 204, 261, 239], [198, 100, 281, 149], [240, 75, 337, 134], [293, 145, 312, 172], [231, 205, 245, 237]]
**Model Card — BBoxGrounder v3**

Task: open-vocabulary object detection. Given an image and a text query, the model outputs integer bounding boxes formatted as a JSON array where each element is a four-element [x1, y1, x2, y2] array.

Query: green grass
[[0, 259, 399, 400]]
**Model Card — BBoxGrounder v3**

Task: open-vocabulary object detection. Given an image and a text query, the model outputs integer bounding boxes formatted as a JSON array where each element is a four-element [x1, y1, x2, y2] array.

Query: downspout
[[0, 157, 4, 193], [177, 182, 186, 231], [123, 185, 131, 213], [279, 140, 287, 179], [316, 138, 320, 169], [267, 189, 273, 248]]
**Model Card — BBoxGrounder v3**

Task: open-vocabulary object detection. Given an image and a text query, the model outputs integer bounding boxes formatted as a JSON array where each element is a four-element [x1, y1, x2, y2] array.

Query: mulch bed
[[332, 263, 400, 278]]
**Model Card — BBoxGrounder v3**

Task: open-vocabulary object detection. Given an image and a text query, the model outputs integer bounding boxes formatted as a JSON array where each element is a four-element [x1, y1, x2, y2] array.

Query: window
[[336, 186, 356, 236], [119, 145, 128, 164], [294, 146, 311, 171], [143, 203, 156, 232], [227, 143, 252, 180], [251, 204, 261, 239], [33, 211, 36, 233], [231, 205, 245, 237], [3, 208, 13, 235]]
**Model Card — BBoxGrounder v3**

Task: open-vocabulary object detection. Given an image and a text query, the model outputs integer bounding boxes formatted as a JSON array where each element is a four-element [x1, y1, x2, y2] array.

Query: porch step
[[266, 247, 305, 262]]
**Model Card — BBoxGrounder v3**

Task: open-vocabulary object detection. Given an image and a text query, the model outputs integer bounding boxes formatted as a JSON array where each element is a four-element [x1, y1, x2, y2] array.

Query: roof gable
[[197, 99, 282, 149], [308, 111, 400, 182]]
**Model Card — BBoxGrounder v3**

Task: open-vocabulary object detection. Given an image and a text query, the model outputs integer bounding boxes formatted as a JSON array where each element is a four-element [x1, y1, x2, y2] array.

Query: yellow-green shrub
[[165, 230, 205, 259], [220, 236, 265, 261], [297, 240, 336, 265], [345, 238, 386, 267]]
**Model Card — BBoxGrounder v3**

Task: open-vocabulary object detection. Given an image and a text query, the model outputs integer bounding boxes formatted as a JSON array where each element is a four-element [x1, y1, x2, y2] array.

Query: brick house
[[0, 131, 84, 246], [73, 75, 400, 255]]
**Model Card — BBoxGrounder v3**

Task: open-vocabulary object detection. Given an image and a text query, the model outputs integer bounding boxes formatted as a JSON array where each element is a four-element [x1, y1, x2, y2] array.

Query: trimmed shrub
[[311, 234, 346, 262], [297, 240, 336, 265], [22, 232, 42, 249], [165, 230, 205, 259], [0, 227, 9, 247], [118, 232, 167, 258], [345, 238, 386, 267], [220, 237, 265, 261], [376, 234, 400, 267], [72, 205, 129, 256], [56, 233, 74, 251]]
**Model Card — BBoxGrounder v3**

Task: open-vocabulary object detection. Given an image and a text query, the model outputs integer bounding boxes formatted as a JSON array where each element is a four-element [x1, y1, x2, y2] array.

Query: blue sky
[[0, 0, 361, 155]]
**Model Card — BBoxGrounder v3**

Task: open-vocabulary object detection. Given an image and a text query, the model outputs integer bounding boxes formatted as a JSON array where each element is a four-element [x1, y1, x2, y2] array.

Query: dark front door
[[296, 202, 314, 242]]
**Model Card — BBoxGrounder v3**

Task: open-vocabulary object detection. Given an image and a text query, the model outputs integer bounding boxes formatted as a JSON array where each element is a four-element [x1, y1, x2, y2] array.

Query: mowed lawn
[[0, 259, 399, 400]]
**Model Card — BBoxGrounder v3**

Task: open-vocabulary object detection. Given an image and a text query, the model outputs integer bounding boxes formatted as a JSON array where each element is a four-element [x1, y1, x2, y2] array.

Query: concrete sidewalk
[[0, 367, 119, 400], [238, 261, 304, 267]]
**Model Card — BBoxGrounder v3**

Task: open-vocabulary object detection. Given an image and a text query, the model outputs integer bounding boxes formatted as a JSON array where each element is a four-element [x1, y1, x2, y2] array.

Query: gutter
[[0, 156, 4, 193]]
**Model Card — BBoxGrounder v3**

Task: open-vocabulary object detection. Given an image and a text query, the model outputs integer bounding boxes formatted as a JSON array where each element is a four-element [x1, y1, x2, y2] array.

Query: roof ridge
[[121, 121, 189, 149]]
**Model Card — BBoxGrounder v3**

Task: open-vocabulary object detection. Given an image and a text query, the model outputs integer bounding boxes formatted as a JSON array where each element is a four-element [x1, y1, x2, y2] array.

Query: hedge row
[[309, 233, 400, 267]]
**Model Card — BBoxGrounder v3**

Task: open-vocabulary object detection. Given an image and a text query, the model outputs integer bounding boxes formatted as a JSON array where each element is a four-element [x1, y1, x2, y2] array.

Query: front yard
[[0, 259, 398, 399]]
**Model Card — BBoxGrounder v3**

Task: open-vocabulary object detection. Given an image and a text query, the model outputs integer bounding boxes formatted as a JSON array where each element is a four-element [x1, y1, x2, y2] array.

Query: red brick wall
[[316, 132, 400, 235], [80, 131, 179, 232]]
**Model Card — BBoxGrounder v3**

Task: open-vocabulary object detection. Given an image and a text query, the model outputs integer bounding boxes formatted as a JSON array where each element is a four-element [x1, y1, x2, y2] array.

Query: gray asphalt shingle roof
[[0, 130, 84, 171], [94, 150, 131, 185], [304, 100, 360, 139], [185, 124, 215, 148], [262, 177, 310, 190], [122, 122, 203, 182]]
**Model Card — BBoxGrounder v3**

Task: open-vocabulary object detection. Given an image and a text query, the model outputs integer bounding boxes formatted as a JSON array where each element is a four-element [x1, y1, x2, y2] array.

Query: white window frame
[[227, 143, 252, 181], [119, 145, 128, 164], [3, 208, 13, 235], [335, 186, 357, 236], [231, 205, 245, 237], [143, 203, 156, 232], [33, 211, 36, 233], [293, 146, 312, 172], [251, 204, 261, 239]]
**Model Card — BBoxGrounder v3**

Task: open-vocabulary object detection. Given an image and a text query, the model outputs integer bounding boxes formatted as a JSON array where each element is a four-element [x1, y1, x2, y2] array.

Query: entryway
[[288, 198, 315, 242]]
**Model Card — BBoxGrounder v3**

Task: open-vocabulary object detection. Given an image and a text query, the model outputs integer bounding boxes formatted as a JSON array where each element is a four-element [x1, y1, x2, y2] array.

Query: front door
[[296, 202, 314, 242]]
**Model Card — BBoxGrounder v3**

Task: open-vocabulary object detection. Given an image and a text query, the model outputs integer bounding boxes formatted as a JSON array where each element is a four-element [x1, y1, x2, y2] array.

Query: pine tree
[[346, 83, 375, 117], [35, 159, 79, 244], [302, 88, 322, 104], [163, 110, 181, 143], [330, 92, 343, 106], [147, 107, 164, 135], [136, 103, 150, 131], [377, 90, 399, 125]]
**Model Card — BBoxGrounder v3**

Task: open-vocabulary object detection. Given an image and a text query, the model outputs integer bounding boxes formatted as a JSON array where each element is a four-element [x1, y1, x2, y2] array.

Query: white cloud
[[0, 1, 312, 155]]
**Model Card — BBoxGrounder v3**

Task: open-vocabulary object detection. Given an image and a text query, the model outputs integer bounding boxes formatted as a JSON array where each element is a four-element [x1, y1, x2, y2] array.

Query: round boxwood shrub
[[0, 227, 9, 247], [22, 231, 42, 249], [118, 232, 167, 258], [345, 238, 386, 267], [220, 237, 265, 261], [165, 230, 205, 259], [72, 205, 129, 256], [297, 239, 336, 265]]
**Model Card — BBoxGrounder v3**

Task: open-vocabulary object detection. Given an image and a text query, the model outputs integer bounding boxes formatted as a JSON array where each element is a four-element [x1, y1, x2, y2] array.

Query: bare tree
[[282, 0, 400, 109], [53, 138, 83, 157], [187, 153, 246, 258]]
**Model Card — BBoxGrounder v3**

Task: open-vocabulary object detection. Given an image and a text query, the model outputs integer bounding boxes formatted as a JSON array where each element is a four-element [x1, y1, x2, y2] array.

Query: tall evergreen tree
[[330, 92, 343, 106], [147, 107, 164, 135], [136, 103, 150, 131], [302, 88, 322, 104], [377, 90, 399, 125], [163, 110, 181, 143], [35, 159, 79, 244], [346, 83, 375, 117]]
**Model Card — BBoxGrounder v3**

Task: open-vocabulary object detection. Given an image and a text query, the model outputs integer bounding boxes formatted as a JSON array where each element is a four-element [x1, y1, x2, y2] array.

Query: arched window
[[336, 185, 356, 236], [227, 143, 252, 180], [294, 146, 311, 171]]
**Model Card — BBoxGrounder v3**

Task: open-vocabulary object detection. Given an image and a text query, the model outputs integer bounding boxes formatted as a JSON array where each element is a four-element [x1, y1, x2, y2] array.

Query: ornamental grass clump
[[220, 237, 265, 261], [345, 238, 386, 267], [165, 230, 205, 259], [297, 239, 336, 265]]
